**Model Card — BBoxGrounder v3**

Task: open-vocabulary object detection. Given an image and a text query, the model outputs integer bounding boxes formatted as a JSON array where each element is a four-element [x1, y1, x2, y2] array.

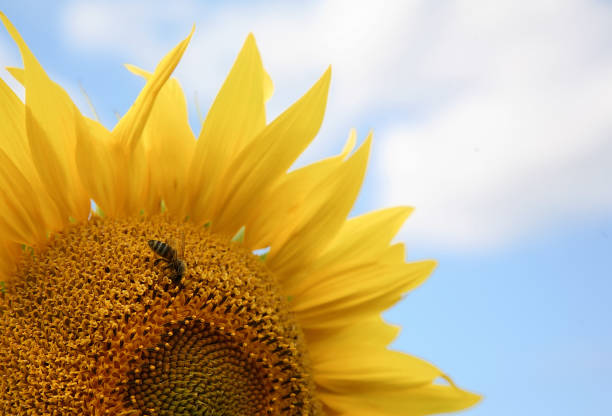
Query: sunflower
[[0, 13, 479, 416]]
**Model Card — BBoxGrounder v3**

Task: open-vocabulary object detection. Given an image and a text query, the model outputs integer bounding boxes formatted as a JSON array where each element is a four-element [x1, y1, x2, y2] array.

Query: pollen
[[0, 215, 320, 415]]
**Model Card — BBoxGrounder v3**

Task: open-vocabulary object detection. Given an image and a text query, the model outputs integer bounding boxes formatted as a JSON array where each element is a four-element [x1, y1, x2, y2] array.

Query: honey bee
[[148, 236, 185, 285]]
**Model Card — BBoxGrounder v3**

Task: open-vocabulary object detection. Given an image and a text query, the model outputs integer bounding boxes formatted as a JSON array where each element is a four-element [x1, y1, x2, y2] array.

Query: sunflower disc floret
[[0, 216, 319, 415]]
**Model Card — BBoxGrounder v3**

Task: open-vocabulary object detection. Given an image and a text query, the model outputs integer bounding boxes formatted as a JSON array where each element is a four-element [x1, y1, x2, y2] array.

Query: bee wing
[[164, 237, 175, 259], [179, 230, 185, 259]]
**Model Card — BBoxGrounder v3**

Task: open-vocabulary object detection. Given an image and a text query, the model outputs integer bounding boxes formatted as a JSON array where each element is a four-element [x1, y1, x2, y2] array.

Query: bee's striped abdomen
[[148, 240, 175, 260]]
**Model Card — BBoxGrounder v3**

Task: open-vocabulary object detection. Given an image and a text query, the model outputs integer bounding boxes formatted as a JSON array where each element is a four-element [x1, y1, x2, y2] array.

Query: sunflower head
[[2, 215, 319, 414], [0, 12, 479, 416]]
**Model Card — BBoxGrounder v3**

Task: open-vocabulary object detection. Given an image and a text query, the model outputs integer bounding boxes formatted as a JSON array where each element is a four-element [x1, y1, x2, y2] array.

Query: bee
[[148, 236, 185, 285]]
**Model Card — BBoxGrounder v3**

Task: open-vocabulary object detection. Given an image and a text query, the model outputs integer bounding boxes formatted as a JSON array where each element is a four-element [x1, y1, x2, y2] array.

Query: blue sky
[[1, 1, 611, 415]]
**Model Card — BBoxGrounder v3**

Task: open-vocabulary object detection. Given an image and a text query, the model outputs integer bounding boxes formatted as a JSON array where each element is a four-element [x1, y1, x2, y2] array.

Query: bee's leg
[[171, 276, 183, 289], [171, 272, 182, 283], [153, 258, 165, 266]]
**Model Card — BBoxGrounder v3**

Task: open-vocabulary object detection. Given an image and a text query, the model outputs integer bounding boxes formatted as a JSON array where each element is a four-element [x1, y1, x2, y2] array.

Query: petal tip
[[322, 65, 332, 83], [398, 205, 415, 215], [425, 259, 438, 272], [241, 33, 259, 54]]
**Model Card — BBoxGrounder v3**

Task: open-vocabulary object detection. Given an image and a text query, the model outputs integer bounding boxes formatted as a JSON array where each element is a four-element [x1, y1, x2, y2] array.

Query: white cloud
[[62, 0, 198, 65], [60, 0, 612, 251], [376, 0, 612, 250], [60, 0, 433, 149]]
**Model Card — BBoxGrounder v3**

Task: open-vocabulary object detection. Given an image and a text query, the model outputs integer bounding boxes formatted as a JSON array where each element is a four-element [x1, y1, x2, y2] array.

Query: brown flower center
[[0, 215, 320, 415]]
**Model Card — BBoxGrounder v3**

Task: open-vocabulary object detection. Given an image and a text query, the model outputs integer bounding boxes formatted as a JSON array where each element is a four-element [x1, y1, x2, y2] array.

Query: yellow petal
[[309, 320, 472, 415], [268, 134, 371, 287], [0, 149, 46, 243], [112, 28, 193, 149], [185, 34, 270, 223], [313, 348, 442, 393], [106, 29, 193, 216], [321, 205, 413, 265], [263, 68, 274, 102], [188, 67, 331, 234], [209, 67, 331, 234], [124, 64, 196, 213], [0, 241, 21, 283], [319, 384, 481, 416], [5, 66, 24, 84], [114, 138, 151, 216], [0, 77, 63, 235], [0, 12, 90, 223], [292, 255, 435, 329], [243, 129, 356, 249], [293, 205, 414, 296], [305, 316, 399, 352], [341, 128, 358, 155], [123, 64, 149, 79], [0, 76, 28, 170], [74, 116, 119, 216]]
